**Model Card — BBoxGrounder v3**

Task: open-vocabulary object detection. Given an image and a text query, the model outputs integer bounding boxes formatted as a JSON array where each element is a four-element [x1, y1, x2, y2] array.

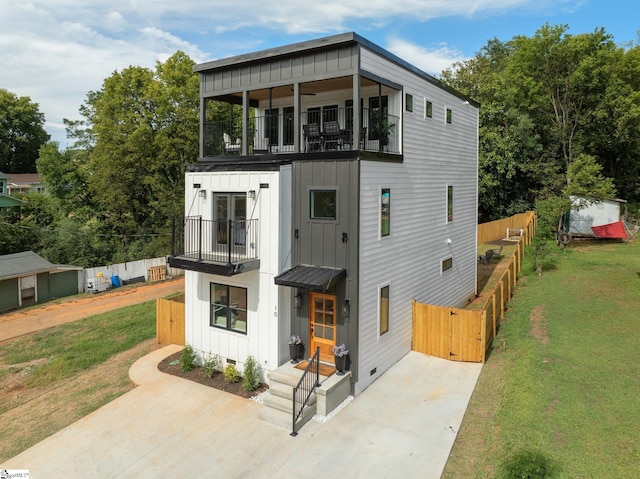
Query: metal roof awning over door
[[274, 264, 346, 292]]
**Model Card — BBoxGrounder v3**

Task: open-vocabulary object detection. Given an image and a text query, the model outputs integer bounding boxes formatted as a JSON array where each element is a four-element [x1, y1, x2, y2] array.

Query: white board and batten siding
[[183, 168, 292, 377], [356, 47, 479, 394]]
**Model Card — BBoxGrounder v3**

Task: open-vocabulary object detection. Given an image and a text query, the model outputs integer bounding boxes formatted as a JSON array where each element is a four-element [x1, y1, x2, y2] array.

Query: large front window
[[210, 283, 247, 334]]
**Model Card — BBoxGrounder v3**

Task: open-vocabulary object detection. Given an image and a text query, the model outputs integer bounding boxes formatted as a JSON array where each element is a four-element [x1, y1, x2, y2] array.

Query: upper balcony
[[203, 105, 400, 158], [193, 33, 411, 162], [168, 217, 259, 276]]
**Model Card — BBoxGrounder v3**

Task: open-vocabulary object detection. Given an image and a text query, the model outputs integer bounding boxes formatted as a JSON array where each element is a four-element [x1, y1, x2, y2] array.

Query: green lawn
[[443, 239, 640, 478], [1, 301, 157, 399]]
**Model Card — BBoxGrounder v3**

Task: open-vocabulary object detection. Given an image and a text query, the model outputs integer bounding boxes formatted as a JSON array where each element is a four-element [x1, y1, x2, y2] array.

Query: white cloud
[[386, 38, 469, 76], [0, 0, 575, 148]]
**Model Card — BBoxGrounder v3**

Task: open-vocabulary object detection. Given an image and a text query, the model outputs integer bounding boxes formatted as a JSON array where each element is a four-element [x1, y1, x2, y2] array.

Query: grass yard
[[0, 301, 159, 462], [443, 239, 640, 478]]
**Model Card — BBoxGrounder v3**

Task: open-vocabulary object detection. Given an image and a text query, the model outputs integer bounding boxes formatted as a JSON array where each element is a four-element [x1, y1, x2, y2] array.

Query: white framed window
[[424, 99, 433, 119], [446, 184, 453, 223], [379, 284, 390, 337], [380, 188, 390, 237], [405, 93, 413, 112], [441, 256, 453, 274]]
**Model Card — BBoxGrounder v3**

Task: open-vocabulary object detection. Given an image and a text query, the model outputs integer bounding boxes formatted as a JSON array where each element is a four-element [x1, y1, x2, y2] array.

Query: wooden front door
[[309, 292, 337, 364]]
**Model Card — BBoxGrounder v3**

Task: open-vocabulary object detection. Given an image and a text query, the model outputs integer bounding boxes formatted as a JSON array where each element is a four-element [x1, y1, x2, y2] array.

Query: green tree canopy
[[0, 89, 50, 173], [441, 24, 640, 219]]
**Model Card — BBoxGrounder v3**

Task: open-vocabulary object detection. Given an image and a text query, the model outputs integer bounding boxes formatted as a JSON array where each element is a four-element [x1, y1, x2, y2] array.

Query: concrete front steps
[[259, 360, 352, 433]]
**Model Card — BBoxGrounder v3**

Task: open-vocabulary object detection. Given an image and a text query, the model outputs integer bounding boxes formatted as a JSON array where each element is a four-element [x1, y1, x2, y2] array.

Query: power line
[[0, 221, 171, 238]]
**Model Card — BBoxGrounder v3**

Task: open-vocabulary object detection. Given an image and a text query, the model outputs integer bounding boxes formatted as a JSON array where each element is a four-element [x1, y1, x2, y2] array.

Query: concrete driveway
[[2, 346, 481, 478]]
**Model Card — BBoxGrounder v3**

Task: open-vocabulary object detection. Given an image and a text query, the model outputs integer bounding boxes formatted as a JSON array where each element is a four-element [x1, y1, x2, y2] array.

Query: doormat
[[294, 361, 336, 377]]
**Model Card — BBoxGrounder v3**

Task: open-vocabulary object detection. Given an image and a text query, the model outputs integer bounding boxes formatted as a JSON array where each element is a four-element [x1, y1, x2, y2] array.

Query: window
[[322, 105, 338, 124], [210, 283, 248, 334], [368, 95, 388, 140], [446, 108, 452, 124], [425, 100, 433, 118], [441, 257, 453, 273], [283, 107, 294, 146], [265, 108, 279, 145], [213, 193, 246, 245], [447, 185, 453, 223], [310, 190, 336, 220], [381, 188, 390, 237], [405, 93, 413, 112], [379, 285, 389, 336]]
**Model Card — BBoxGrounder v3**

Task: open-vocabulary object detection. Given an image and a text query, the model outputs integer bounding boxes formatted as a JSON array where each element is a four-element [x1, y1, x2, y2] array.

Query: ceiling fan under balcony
[[290, 87, 316, 96]]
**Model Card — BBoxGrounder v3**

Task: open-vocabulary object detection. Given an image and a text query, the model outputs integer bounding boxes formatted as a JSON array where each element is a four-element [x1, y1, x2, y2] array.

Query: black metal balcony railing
[[171, 217, 258, 265], [204, 107, 400, 157]]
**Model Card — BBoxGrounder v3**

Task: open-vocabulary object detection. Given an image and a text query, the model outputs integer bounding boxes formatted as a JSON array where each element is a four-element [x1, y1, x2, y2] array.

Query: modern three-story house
[[169, 32, 479, 397]]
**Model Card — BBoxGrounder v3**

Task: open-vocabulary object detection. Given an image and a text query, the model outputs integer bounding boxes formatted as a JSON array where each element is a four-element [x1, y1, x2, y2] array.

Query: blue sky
[[1, 0, 638, 150]]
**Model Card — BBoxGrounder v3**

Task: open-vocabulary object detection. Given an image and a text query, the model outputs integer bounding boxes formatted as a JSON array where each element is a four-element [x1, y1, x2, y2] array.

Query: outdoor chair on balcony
[[303, 123, 322, 152], [223, 133, 241, 154], [323, 121, 342, 150]]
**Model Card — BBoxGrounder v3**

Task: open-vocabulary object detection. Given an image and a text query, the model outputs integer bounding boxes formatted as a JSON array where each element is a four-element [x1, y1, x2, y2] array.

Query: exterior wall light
[[294, 292, 302, 309], [342, 299, 350, 318]]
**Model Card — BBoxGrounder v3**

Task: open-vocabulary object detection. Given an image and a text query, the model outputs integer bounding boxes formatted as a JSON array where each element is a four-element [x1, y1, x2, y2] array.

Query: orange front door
[[309, 292, 337, 364]]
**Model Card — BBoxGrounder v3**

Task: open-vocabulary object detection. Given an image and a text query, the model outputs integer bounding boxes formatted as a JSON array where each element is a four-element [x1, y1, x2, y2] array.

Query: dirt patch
[[530, 305, 549, 344], [157, 351, 268, 400], [0, 277, 184, 342]]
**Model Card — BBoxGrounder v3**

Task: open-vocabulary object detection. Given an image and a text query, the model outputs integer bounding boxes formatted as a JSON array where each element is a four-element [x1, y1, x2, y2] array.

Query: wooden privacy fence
[[412, 211, 536, 362], [156, 294, 185, 346]]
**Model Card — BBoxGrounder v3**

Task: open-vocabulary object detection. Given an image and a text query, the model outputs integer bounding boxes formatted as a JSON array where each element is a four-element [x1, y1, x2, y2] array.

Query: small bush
[[202, 353, 222, 378], [180, 345, 197, 372], [501, 449, 555, 479], [242, 355, 260, 392], [223, 363, 239, 383]]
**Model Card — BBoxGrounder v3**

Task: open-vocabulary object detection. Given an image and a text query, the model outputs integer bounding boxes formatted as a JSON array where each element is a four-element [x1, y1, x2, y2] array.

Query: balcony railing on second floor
[[169, 217, 259, 275], [204, 107, 400, 157]]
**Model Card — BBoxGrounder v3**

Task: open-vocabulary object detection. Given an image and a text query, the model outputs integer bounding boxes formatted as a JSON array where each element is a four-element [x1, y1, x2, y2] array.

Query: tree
[[0, 89, 50, 172], [77, 51, 199, 245], [440, 24, 638, 218]]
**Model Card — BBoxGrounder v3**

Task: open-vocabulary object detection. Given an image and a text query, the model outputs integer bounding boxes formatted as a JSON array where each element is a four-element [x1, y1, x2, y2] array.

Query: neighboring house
[[5, 173, 46, 195], [0, 251, 83, 313], [168, 32, 479, 396], [0, 171, 23, 221]]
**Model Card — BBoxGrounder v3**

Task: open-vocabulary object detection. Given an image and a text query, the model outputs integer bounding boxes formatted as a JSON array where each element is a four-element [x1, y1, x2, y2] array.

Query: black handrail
[[291, 347, 320, 436]]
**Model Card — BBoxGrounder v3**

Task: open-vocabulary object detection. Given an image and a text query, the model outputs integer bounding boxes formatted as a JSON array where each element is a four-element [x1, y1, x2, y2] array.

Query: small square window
[[446, 108, 452, 124], [405, 93, 413, 112], [310, 190, 336, 220], [379, 285, 389, 335], [442, 257, 453, 273], [425, 100, 433, 118]]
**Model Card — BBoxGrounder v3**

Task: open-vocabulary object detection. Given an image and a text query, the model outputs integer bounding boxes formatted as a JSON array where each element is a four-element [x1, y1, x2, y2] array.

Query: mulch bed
[[157, 350, 268, 399]]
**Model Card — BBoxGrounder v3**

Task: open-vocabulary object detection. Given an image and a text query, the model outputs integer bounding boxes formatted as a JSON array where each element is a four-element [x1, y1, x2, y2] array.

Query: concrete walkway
[[2, 346, 482, 478]]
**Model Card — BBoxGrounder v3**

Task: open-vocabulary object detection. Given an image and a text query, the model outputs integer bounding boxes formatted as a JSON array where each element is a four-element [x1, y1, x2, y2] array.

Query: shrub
[[202, 353, 222, 378], [223, 363, 239, 383], [501, 449, 555, 479], [242, 355, 260, 392], [180, 345, 197, 372]]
